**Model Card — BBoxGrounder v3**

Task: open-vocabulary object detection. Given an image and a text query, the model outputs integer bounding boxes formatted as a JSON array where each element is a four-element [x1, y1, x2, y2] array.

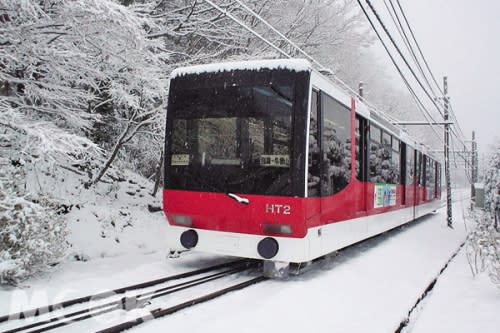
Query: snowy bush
[[0, 158, 67, 285], [466, 142, 500, 287]]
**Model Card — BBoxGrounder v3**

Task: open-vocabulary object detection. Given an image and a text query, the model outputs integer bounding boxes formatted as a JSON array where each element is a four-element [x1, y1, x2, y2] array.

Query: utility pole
[[444, 76, 453, 228], [471, 130, 478, 197]]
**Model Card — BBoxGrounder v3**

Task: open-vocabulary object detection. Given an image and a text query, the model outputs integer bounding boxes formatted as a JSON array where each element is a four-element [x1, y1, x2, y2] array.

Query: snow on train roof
[[171, 59, 312, 78]]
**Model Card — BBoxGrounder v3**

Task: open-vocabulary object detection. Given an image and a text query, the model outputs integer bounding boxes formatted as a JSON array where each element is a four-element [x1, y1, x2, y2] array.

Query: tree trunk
[[85, 121, 132, 188], [151, 149, 164, 197]]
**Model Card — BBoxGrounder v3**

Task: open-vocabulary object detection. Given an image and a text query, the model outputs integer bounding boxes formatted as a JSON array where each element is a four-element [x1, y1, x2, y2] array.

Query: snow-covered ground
[[1, 190, 499, 332], [410, 251, 499, 333]]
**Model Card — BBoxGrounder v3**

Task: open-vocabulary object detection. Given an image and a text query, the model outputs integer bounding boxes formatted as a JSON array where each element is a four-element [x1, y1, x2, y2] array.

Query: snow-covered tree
[[0, 151, 67, 284], [467, 141, 500, 287], [0, 0, 168, 283], [1, 0, 170, 179]]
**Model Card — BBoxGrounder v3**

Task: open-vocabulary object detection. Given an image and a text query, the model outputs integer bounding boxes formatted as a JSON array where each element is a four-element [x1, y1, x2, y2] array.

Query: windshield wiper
[[227, 193, 250, 205]]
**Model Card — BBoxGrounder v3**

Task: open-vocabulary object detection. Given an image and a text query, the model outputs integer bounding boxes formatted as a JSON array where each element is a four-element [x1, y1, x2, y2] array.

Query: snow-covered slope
[[26, 163, 168, 261]]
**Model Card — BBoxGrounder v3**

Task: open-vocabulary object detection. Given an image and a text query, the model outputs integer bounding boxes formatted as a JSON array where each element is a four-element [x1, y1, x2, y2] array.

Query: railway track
[[0, 259, 265, 333]]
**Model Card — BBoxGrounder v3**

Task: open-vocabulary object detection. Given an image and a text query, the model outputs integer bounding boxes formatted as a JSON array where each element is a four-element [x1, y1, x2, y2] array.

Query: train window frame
[[307, 88, 321, 197]]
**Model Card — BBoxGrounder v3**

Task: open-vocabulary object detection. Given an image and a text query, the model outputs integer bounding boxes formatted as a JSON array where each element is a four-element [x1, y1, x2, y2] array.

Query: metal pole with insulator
[[444, 76, 453, 228], [471, 131, 478, 193]]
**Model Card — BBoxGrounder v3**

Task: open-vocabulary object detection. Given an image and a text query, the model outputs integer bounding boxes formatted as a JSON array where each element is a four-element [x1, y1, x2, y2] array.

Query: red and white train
[[163, 59, 442, 269]]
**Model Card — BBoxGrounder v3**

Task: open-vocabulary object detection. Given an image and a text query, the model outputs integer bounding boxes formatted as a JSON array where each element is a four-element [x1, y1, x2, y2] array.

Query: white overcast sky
[[370, 0, 500, 153]]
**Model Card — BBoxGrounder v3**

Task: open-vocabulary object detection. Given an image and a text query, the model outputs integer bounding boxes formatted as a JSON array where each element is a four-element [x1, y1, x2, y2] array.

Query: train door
[[400, 142, 407, 206], [414, 152, 425, 218], [412, 150, 421, 219], [406, 146, 416, 220], [355, 114, 368, 212]]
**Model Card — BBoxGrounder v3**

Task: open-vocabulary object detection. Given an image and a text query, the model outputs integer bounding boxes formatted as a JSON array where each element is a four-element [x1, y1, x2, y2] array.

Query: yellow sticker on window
[[171, 154, 190, 166]]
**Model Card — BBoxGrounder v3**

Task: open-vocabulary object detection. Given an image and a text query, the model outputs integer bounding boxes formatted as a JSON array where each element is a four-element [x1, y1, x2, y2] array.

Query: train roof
[[170, 58, 313, 78]]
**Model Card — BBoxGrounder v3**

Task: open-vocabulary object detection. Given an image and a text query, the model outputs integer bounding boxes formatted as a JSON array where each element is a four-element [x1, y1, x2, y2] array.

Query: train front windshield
[[165, 69, 309, 196]]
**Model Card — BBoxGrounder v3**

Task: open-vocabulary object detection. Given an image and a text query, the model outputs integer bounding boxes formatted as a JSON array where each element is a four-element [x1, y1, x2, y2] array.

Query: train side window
[[307, 89, 320, 197], [415, 151, 422, 185], [420, 154, 426, 186], [406, 146, 415, 186], [369, 126, 397, 184], [382, 131, 391, 146], [425, 157, 435, 199], [392, 137, 400, 184], [436, 162, 442, 196], [369, 124, 381, 182], [321, 92, 352, 195], [371, 125, 381, 143]]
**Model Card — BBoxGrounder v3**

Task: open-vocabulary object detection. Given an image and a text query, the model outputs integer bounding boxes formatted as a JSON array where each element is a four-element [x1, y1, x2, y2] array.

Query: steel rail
[[2, 263, 255, 333], [0, 259, 251, 324], [96, 275, 268, 333]]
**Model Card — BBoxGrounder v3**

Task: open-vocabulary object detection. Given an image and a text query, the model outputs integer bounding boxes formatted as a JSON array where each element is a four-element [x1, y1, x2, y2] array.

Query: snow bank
[[171, 58, 312, 78]]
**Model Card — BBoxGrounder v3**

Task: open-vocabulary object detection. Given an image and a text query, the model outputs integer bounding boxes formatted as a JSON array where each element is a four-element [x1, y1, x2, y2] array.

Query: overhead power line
[[361, 0, 444, 119], [393, 0, 468, 142], [359, 0, 471, 163], [383, 0, 437, 101], [202, 0, 471, 166], [356, 0, 443, 143], [202, 0, 290, 58]]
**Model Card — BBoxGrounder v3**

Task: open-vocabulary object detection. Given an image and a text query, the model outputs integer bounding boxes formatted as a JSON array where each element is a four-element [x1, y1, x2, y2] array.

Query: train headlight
[[180, 229, 198, 249], [263, 223, 292, 235], [257, 237, 279, 259], [172, 214, 192, 227]]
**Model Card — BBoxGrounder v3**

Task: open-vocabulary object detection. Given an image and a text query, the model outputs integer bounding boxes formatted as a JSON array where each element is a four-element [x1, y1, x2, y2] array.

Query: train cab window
[[321, 92, 352, 195], [308, 90, 320, 197], [166, 74, 296, 196]]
